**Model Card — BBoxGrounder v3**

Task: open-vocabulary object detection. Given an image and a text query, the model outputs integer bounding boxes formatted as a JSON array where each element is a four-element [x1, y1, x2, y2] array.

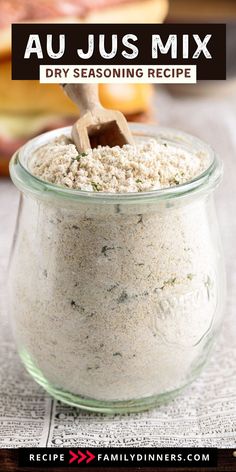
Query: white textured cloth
[[0, 89, 235, 447]]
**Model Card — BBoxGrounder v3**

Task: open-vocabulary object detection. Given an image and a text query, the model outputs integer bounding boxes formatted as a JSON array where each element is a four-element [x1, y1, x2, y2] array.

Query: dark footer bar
[[1, 448, 236, 471], [18, 448, 217, 468]]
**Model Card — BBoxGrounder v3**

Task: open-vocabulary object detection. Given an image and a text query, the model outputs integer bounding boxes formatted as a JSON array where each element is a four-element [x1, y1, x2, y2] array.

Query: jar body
[[8, 126, 226, 413]]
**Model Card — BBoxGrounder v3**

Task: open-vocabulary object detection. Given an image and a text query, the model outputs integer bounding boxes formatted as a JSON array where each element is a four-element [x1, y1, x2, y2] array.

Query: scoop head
[[72, 108, 134, 153]]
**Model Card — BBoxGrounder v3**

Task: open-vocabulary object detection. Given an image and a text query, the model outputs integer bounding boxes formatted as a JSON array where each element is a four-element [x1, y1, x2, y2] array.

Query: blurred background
[[0, 0, 235, 175]]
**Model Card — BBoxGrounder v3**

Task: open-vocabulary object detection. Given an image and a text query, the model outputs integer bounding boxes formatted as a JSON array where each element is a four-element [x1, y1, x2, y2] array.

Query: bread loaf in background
[[0, 0, 168, 176]]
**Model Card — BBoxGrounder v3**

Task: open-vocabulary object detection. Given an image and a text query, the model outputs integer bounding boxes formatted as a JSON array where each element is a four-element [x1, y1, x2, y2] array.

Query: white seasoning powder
[[9, 135, 220, 402], [29, 135, 209, 192]]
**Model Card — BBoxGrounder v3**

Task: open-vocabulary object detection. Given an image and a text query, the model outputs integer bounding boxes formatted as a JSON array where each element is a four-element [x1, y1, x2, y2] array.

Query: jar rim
[[10, 123, 222, 204]]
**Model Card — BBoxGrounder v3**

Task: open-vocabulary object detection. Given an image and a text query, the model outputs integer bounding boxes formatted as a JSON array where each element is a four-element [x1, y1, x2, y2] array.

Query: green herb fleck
[[136, 179, 143, 184], [101, 245, 115, 257], [71, 300, 85, 313], [107, 283, 119, 292], [91, 181, 102, 191], [72, 152, 87, 162], [170, 277, 176, 285], [117, 290, 128, 303], [173, 177, 180, 185], [160, 277, 177, 289], [187, 273, 194, 280], [113, 352, 122, 357]]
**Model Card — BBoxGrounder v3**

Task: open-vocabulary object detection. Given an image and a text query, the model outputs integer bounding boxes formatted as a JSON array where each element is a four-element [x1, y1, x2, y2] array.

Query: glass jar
[[8, 124, 226, 413]]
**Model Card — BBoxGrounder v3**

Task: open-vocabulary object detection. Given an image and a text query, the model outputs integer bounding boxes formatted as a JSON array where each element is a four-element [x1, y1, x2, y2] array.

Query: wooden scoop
[[62, 84, 134, 152]]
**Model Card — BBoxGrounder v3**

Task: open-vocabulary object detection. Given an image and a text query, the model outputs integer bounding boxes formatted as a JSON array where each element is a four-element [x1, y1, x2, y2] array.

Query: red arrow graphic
[[69, 449, 96, 465], [78, 450, 87, 464], [69, 450, 78, 464], [86, 450, 96, 463]]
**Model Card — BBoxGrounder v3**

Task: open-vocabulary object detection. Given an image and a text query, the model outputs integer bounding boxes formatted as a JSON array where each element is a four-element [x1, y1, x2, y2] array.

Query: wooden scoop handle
[[62, 84, 101, 116]]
